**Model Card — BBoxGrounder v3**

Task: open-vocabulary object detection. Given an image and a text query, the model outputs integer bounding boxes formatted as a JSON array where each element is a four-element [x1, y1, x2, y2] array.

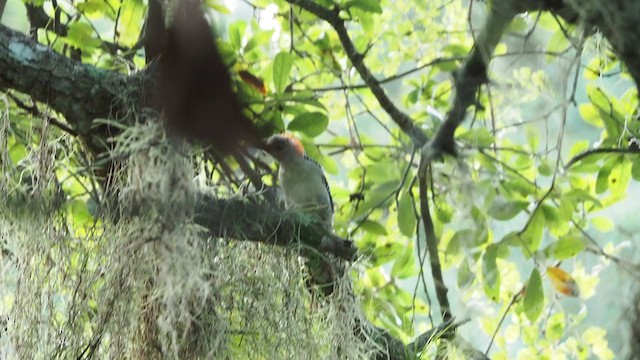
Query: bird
[[157, 0, 259, 155], [261, 133, 339, 295], [262, 134, 334, 228]]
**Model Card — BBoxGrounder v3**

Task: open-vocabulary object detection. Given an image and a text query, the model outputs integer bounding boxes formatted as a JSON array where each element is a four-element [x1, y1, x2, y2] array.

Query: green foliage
[[482, 244, 501, 301], [523, 268, 543, 322], [272, 51, 294, 95], [343, 0, 382, 14], [288, 111, 329, 137]]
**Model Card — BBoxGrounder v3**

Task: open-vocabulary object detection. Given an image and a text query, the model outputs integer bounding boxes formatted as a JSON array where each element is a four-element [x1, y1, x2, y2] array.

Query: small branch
[[5, 92, 78, 136], [418, 162, 451, 321], [309, 56, 464, 93], [25, 4, 135, 57], [408, 316, 462, 350], [564, 147, 640, 170], [485, 288, 522, 355]]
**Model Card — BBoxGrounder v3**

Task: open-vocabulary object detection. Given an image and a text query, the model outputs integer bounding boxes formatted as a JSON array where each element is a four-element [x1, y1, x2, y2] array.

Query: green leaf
[[458, 127, 494, 147], [280, 90, 326, 110], [354, 9, 374, 33], [360, 219, 388, 235], [436, 202, 453, 223], [487, 197, 528, 221], [344, 0, 382, 14], [550, 235, 585, 260], [76, 0, 115, 17], [117, 0, 144, 47], [445, 231, 461, 256], [365, 159, 402, 182], [273, 51, 294, 94], [542, 204, 569, 237], [494, 43, 508, 56], [228, 21, 246, 51], [545, 313, 565, 341], [546, 30, 570, 59], [578, 104, 603, 128], [585, 85, 624, 140], [371, 242, 403, 265], [520, 210, 544, 252], [526, 125, 540, 151], [288, 112, 329, 137], [582, 326, 607, 343], [592, 216, 614, 232], [595, 163, 612, 194], [66, 199, 94, 228], [449, 228, 485, 250], [523, 268, 544, 322], [391, 246, 418, 279], [356, 181, 398, 215], [482, 244, 500, 301], [538, 160, 553, 176], [65, 22, 101, 49], [596, 155, 629, 195], [319, 153, 338, 175], [23, 0, 45, 6], [608, 155, 632, 197], [569, 140, 590, 158], [632, 157, 640, 181], [8, 136, 27, 163], [457, 260, 474, 289], [244, 30, 273, 53], [499, 231, 521, 247], [204, 0, 231, 13], [397, 194, 416, 237], [442, 44, 470, 57]]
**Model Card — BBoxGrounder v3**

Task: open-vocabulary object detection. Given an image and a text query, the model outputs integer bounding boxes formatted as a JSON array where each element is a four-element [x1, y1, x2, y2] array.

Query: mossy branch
[[194, 194, 356, 261], [0, 24, 154, 140]]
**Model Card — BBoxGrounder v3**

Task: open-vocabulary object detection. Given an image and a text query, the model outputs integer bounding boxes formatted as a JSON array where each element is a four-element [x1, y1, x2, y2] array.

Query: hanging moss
[[0, 120, 372, 359]]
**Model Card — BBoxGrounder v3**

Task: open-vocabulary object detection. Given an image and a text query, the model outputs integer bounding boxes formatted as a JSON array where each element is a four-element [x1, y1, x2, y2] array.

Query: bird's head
[[261, 133, 305, 162]]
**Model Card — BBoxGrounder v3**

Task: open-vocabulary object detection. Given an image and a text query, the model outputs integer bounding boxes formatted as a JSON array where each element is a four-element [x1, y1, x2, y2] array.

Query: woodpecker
[[262, 134, 334, 228], [262, 134, 339, 296]]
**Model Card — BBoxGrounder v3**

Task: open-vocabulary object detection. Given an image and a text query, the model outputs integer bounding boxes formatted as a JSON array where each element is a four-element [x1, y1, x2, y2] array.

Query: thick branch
[[194, 195, 470, 357], [0, 0, 6, 21], [0, 24, 152, 137], [194, 195, 356, 261], [286, 0, 428, 147], [564, 0, 640, 92], [426, 3, 519, 157]]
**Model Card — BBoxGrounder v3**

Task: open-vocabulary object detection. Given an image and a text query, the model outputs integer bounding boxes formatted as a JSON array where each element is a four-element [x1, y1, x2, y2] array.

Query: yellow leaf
[[546, 266, 580, 297]]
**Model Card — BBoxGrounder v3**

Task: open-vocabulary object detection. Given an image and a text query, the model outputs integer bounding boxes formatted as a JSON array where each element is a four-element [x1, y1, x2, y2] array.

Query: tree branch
[[418, 164, 451, 322], [568, 0, 640, 94], [194, 194, 356, 261], [0, 0, 6, 23], [425, 3, 520, 157], [194, 194, 467, 357], [564, 147, 640, 170], [286, 0, 429, 147], [0, 24, 153, 138]]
